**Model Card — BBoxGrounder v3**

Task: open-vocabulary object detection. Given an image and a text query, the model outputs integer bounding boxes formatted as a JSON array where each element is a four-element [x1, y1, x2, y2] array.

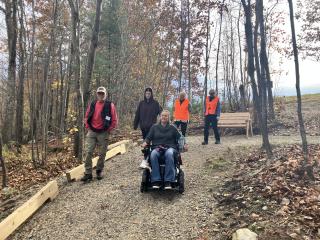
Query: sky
[[204, 0, 320, 96], [264, 1, 320, 96]]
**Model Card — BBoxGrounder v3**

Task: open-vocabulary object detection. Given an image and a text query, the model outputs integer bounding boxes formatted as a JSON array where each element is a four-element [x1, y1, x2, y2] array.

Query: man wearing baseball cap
[[81, 86, 118, 182]]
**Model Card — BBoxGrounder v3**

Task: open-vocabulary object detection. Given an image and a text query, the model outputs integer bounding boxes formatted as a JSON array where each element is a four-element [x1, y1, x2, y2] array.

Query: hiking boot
[[80, 174, 93, 182], [202, 142, 208, 145], [164, 182, 172, 190], [215, 140, 221, 144], [139, 159, 150, 169], [96, 170, 103, 180], [152, 182, 161, 189]]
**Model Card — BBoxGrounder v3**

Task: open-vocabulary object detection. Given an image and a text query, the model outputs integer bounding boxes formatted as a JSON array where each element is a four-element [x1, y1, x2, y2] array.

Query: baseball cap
[[96, 86, 106, 94]]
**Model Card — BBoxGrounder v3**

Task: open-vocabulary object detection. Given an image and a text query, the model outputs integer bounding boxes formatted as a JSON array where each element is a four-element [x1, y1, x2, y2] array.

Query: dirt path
[[10, 135, 320, 240]]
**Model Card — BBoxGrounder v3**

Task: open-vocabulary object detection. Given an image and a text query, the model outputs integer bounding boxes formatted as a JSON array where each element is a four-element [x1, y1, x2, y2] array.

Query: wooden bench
[[218, 112, 253, 138]]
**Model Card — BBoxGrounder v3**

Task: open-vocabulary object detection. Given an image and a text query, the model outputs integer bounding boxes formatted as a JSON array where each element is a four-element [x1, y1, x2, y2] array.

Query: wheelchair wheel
[[140, 169, 149, 192], [178, 169, 185, 193]]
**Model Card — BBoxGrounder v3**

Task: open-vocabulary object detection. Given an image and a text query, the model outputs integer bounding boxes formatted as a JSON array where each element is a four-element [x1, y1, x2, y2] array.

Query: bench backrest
[[219, 112, 251, 125]]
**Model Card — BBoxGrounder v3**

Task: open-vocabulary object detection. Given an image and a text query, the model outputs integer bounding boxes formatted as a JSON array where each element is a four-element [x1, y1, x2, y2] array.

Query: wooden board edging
[[66, 143, 127, 182], [0, 180, 59, 240]]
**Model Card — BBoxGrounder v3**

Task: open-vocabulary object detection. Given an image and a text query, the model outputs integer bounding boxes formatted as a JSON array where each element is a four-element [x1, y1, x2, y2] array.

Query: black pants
[[204, 115, 220, 143], [174, 121, 188, 137], [141, 127, 151, 140]]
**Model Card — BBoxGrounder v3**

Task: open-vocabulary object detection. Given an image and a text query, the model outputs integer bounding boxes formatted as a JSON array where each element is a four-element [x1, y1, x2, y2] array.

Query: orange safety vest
[[205, 96, 219, 116], [174, 99, 190, 121]]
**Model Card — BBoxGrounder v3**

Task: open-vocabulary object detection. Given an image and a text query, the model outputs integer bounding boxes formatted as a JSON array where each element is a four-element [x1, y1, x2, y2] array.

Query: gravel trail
[[10, 135, 320, 240]]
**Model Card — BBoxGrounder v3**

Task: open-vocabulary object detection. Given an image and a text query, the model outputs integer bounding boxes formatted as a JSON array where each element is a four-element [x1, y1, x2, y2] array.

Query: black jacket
[[145, 123, 181, 149], [133, 88, 162, 130]]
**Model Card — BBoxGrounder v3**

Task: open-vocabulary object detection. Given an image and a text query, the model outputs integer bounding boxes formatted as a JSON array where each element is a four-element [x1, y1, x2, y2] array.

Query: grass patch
[[276, 93, 320, 104], [209, 157, 229, 170]]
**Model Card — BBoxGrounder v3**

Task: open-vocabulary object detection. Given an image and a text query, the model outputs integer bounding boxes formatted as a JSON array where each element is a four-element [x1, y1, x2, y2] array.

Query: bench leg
[[220, 128, 225, 137], [246, 123, 249, 138]]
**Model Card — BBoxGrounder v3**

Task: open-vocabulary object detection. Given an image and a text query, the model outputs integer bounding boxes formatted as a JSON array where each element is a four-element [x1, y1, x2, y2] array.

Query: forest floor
[[1, 93, 320, 240]]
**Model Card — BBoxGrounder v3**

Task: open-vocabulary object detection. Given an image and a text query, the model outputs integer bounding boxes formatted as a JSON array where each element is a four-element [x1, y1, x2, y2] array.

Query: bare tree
[[76, 0, 103, 159], [2, 0, 18, 144], [15, 0, 26, 147], [241, 0, 273, 159], [204, 0, 210, 112], [287, 0, 314, 180], [215, 0, 225, 93], [68, 0, 82, 158], [187, 0, 191, 100], [178, 0, 186, 92], [256, 0, 275, 120], [39, 0, 59, 165], [0, 133, 7, 188]]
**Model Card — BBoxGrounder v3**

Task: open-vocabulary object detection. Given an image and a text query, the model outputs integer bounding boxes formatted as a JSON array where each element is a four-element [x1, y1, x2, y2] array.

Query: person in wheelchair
[[141, 110, 186, 190]]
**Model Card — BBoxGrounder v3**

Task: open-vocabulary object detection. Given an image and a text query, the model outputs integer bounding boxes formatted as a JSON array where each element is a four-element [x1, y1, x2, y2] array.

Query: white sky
[[268, 1, 320, 95]]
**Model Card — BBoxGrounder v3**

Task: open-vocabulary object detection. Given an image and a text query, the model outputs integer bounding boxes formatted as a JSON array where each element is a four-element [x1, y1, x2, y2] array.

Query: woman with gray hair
[[141, 110, 184, 189]]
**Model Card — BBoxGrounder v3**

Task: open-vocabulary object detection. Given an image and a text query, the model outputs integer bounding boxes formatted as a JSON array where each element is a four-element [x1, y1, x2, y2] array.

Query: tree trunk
[[241, 0, 273, 159], [30, 0, 37, 165], [77, 0, 102, 159], [3, 0, 18, 144], [187, 0, 191, 100], [256, 0, 275, 120], [16, 0, 26, 147], [0, 133, 7, 188], [237, 4, 246, 111], [40, 0, 59, 165], [204, 2, 210, 114], [215, 0, 224, 93], [288, 0, 313, 180], [83, 0, 103, 108], [178, 0, 186, 93], [68, 0, 82, 159]]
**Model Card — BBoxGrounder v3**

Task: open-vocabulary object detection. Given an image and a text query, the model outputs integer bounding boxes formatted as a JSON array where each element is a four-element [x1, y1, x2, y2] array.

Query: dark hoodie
[[133, 87, 162, 130]]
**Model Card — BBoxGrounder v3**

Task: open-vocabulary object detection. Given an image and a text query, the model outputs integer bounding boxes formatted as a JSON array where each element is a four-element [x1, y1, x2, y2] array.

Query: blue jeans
[[150, 148, 176, 183]]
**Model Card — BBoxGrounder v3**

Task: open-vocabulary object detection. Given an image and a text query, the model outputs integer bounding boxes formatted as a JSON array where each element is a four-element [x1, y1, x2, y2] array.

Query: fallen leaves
[[216, 144, 320, 239]]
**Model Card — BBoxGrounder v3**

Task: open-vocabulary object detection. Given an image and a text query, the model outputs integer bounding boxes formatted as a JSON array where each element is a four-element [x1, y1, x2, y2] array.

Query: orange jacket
[[174, 99, 190, 121], [205, 96, 220, 116]]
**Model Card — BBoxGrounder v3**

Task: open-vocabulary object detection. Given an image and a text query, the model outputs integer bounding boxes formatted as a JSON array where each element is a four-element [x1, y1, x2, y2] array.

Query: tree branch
[[0, 6, 5, 13]]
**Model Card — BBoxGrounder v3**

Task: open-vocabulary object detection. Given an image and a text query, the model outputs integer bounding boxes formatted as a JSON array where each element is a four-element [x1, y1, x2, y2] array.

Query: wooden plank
[[0, 180, 58, 240], [218, 122, 247, 126], [220, 117, 250, 120], [221, 112, 250, 116], [219, 120, 247, 124], [218, 125, 247, 128], [219, 116, 249, 119], [66, 144, 126, 182], [107, 139, 131, 151]]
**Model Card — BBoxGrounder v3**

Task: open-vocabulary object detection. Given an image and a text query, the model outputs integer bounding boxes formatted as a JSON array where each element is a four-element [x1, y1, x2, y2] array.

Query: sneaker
[[215, 140, 221, 144], [164, 182, 172, 190], [152, 182, 161, 189], [80, 174, 93, 182], [96, 170, 103, 180], [139, 159, 150, 169], [202, 142, 208, 145]]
